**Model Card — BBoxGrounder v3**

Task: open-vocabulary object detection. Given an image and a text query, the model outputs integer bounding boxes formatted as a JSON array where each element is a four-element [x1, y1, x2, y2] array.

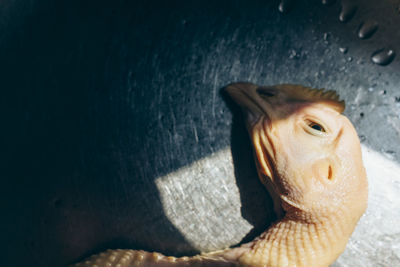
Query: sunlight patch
[[155, 148, 253, 251]]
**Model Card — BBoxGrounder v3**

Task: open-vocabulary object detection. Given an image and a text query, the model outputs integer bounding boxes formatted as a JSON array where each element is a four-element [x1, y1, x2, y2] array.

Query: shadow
[[2, 1, 200, 266], [220, 88, 276, 244]]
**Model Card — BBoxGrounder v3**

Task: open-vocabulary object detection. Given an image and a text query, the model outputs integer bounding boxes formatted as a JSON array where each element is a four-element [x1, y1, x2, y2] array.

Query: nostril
[[257, 87, 276, 97], [328, 165, 333, 180]]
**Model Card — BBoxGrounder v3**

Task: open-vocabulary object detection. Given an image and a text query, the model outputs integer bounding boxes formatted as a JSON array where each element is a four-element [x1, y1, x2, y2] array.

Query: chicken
[[74, 82, 368, 267]]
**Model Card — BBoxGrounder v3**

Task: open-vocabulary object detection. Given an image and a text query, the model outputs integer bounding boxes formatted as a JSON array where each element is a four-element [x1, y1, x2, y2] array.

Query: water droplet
[[278, 0, 293, 13], [323, 32, 331, 44], [339, 1, 357, 22], [289, 49, 299, 59], [358, 21, 379, 39], [359, 135, 366, 142], [322, 0, 336, 6], [395, 96, 400, 102], [379, 90, 386, 95], [347, 56, 353, 62], [339, 47, 348, 54], [371, 49, 396, 66]]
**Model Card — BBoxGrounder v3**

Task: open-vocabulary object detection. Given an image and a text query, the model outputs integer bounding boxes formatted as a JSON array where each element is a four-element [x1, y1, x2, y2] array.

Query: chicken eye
[[309, 122, 325, 132], [303, 119, 327, 136]]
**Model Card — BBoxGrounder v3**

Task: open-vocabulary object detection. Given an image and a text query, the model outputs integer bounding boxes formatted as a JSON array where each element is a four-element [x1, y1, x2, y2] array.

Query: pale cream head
[[226, 82, 368, 222]]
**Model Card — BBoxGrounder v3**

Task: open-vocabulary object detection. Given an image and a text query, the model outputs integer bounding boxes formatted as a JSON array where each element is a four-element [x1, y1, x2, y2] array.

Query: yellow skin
[[75, 83, 368, 267]]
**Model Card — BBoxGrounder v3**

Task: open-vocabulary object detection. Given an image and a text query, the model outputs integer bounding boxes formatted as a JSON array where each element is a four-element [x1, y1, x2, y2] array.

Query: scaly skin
[[74, 249, 241, 267], [74, 83, 368, 267], [238, 208, 360, 267]]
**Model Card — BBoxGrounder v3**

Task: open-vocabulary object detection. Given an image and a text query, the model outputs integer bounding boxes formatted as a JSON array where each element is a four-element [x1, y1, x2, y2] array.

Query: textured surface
[[2, 0, 400, 266], [74, 249, 239, 267]]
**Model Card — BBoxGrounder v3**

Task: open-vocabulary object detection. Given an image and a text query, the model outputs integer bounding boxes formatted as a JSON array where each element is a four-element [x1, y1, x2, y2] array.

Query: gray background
[[2, 0, 399, 266]]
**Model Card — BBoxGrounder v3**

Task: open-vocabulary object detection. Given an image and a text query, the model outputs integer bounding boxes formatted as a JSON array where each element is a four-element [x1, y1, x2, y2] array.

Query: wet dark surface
[[2, 0, 400, 266]]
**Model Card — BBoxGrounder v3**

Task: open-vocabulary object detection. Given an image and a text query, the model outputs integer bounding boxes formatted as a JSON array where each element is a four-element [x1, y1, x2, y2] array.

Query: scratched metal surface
[[2, 0, 400, 266]]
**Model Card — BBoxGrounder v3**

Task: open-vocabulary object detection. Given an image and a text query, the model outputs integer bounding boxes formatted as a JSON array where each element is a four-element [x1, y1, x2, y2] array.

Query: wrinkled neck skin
[[235, 203, 360, 267]]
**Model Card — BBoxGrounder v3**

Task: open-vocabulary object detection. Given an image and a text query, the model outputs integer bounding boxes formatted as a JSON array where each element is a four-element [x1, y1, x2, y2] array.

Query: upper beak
[[225, 82, 274, 123]]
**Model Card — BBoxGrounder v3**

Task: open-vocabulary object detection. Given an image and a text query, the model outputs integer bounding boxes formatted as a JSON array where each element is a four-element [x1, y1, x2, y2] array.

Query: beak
[[225, 82, 274, 123]]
